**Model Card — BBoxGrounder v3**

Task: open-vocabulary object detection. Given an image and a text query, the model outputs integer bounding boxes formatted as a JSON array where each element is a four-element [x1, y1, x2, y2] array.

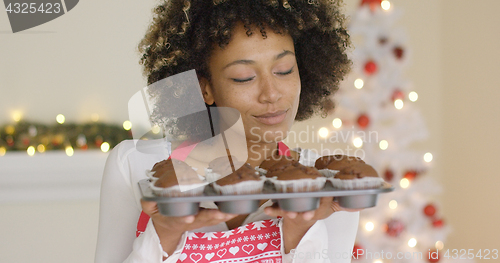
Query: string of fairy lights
[[316, 80, 432, 159], [0, 113, 133, 157]]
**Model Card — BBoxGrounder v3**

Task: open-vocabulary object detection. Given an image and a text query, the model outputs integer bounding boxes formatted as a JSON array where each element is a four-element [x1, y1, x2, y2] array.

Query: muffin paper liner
[[149, 176, 207, 197], [204, 168, 222, 183], [147, 168, 206, 197], [212, 176, 266, 195], [146, 169, 157, 179], [318, 169, 339, 178], [267, 177, 327, 193], [328, 177, 385, 190], [255, 166, 268, 176]]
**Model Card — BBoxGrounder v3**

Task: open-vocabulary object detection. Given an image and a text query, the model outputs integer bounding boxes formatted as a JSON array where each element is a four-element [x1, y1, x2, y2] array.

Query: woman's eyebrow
[[223, 50, 295, 69], [275, 50, 295, 60]]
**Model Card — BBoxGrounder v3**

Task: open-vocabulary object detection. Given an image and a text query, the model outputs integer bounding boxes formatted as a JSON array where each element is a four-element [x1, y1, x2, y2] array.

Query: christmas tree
[[325, 1, 471, 262]]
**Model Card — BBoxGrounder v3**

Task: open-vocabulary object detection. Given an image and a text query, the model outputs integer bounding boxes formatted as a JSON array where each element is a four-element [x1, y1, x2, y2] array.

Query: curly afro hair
[[138, 0, 351, 139]]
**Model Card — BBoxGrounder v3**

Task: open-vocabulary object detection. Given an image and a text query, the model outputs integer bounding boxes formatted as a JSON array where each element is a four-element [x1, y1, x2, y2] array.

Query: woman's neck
[[245, 139, 278, 167]]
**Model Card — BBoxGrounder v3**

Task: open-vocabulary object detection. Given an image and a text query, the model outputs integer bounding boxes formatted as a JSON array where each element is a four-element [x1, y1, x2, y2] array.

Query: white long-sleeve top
[[95, 140, 359, 263]]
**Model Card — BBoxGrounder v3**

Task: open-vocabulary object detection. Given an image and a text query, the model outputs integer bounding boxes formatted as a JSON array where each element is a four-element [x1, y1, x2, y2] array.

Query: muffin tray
[[139, 179, 394, 216]]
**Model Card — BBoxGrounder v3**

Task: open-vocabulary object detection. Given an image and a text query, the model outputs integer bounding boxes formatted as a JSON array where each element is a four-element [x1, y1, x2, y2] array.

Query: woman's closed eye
[[231, 66, 294, 83], [275, 67, 294, 76], [232, 76, 255, 83]]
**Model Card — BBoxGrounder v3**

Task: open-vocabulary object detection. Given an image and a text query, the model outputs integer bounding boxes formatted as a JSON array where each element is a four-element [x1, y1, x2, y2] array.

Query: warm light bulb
[[400, 178, 410, 189], [435, 241, 444, 250], [354, 78, 364, 89], [408, 238, 417, 248], [381, 0, 390, 10], [365, 222, 374, 231], [353, 137, 363, 148], [394, 99, 404, 109], [27, 146, 36, 156], [123, 120, 132, 131], [101, 142, 110, 153], [91, 113, 100, 122], [37, 144, 46, 153], [56, 114, 66, 124], [65, 146, 74, 157], [151, 125, 161, 134], [424, 152, 433, 162], [0, 147, 6, 156], [409, 91, 418, 102], [12, 111, 22, 122], [379, 140, 388, 150], [374, 260, 383, 263], [319, 127, 329, 138], [389, 200, 398, 209], [332, 118, 342, 129]]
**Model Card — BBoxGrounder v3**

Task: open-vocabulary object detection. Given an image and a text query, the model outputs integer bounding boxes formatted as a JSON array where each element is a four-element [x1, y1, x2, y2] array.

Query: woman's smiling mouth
[[253, 110, 288, 125]]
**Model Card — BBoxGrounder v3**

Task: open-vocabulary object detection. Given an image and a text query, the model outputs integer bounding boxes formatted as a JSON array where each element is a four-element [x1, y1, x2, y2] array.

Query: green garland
[[0, 121, 132, 152]]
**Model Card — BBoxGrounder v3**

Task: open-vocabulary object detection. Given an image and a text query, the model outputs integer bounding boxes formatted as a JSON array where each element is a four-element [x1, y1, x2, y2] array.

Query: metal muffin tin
[[139, 179, 394, 216]]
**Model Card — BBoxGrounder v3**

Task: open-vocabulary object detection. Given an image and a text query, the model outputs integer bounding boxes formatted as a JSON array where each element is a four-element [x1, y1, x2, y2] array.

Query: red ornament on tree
[[51, 139, 60, 146], [391, 89, 405, 102], [6, 136, 15, 147], [384, 219, 405, 237], [352, 244, 364, 260], [393, 46, 404, 59], [95, 135, 104, 147], [22, 138, 30, 146], [357, 114, 370, 129], [424, 204, 437, 217], [432, 218, 444, 228], [384, 169, 394, 182], [364, 60, 378, 75], [360, 0, 382, 11], [428, 249, 440, 263], [403, 170, 417, 180]]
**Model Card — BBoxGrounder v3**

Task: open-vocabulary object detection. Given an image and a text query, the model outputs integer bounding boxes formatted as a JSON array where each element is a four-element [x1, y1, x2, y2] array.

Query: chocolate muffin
[[266, 161, 326, 193], [215, 163, 261, 185], [260, 154, 297, 170], [266, 161, 322, 180], [314, 155, 365, 170], [149, 159, 206, 197], [334, 163, 379, 180], [212, 163, 265, 195], [329, 162, 384, 189], [205, 155, 245, 182]]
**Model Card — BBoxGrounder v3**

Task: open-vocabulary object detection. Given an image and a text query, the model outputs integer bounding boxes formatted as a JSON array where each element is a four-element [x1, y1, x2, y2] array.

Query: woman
[[96, 0, 358, 262]]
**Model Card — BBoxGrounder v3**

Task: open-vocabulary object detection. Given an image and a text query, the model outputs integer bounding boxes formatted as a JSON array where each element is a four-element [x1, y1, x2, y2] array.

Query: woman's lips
[[253, 110, 288, 125]]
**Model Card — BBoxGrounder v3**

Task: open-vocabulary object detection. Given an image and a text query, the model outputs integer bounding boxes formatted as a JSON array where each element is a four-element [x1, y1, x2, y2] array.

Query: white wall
[[440, 0, 500, 251]]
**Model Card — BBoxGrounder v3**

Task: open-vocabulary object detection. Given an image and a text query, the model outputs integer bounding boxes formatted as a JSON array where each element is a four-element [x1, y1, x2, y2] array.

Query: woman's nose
[[258, 74, 282, 104]]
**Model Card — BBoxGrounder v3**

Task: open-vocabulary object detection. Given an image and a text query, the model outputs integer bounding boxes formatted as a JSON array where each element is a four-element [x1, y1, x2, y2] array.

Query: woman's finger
[[140, 200, 158, 215], [264, 206, 282, 218], [300, 210, 315, 221], [183, 215, 195, 224]]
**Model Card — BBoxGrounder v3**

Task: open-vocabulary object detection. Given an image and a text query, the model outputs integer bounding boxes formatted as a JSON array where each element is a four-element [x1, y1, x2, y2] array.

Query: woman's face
[[201, 23, 301, 144]]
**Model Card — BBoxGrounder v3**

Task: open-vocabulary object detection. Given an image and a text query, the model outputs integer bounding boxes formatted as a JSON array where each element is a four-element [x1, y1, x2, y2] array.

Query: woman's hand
[[141, 200, 238, 256], [264, 197, 361, 253]]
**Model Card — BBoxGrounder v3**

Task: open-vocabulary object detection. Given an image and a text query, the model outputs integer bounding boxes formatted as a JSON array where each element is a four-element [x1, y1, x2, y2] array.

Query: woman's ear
[[199, 77, 215, 105]]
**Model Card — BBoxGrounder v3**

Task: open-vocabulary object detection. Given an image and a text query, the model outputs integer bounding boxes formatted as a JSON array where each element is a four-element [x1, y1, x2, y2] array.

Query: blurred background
[[1, 0, 499, 262]]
